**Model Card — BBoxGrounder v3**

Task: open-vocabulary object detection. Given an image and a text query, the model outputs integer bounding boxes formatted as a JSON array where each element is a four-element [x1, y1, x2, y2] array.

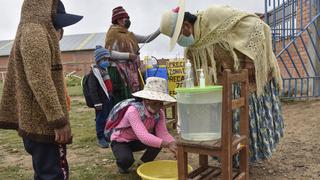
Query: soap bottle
[[185, 59, 194, 88], [144, 55, 150, 66], [199, 69, 205, 88]]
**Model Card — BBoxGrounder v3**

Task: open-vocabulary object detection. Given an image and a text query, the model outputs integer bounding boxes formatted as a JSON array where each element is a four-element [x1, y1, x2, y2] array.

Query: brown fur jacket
[[0, 0, 70, 143]]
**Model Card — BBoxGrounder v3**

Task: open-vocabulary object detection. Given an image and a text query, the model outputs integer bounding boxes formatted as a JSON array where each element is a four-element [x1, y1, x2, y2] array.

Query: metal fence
[[265, 0, 298, 46], [265, 0, 320, 99]]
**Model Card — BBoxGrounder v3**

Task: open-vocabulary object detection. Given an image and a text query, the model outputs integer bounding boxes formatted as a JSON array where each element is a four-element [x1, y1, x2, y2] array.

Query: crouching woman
[[110, 77, 177, 174]]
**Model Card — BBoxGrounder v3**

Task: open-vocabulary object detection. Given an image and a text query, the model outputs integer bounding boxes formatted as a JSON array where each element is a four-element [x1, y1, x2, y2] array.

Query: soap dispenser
[[199, 69, 205, 88], [185, 59, 194, 88], [197, 69, 205, 88]]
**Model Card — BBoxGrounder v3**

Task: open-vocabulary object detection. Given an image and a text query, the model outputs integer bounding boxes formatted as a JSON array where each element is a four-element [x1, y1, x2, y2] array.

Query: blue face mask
[[177, 34, 195, 47], [98, 61, 109, 69]]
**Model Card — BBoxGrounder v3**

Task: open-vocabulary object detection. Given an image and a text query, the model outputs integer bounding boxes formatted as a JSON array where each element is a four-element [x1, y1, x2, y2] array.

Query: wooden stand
[[177, 70, 249, 180], [164, 102, 177, 129]]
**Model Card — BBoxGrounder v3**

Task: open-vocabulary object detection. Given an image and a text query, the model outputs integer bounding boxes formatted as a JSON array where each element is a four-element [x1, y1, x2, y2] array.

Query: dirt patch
[[249, 100, 320, 179], [127, 100, 320, 179], [0, 100, 320, 179]]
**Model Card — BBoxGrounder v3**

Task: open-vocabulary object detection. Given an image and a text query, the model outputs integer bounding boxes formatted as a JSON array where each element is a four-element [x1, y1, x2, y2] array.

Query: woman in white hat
[[109, 77, 177, 174], [160, 0, 284, 163]]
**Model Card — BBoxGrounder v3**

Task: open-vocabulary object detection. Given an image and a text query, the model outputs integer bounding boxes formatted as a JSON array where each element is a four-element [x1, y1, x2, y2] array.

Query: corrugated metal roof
[[0, 33, 105, 57], [0, 40, 13, 57]]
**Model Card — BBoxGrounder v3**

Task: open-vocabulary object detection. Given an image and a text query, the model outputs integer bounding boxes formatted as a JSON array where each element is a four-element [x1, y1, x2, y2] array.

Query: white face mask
[[177, 34, 195, 47]]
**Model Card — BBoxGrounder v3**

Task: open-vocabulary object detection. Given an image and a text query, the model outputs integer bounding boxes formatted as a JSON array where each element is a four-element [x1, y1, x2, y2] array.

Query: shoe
[[118, 167, 130, 174], [97, 138, 109, 148]]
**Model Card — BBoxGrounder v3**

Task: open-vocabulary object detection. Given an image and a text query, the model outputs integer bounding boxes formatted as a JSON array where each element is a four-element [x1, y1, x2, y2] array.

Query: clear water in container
[[178, 102, 221, 141]]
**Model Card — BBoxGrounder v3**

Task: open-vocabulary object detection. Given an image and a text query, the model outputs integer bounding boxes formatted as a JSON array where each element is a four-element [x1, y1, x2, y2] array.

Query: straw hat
[[160, 0, 185, 51], [132, 77, 176, 102]]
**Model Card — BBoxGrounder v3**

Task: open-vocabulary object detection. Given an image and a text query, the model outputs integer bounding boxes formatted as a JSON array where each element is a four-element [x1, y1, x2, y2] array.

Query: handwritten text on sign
[[166, 60, 185, 97]]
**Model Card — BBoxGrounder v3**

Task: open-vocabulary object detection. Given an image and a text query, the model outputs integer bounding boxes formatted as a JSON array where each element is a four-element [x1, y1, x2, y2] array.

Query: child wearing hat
[[87, 45, 114, 148], [0, 0, 82, 179], [109, 77, 177, 174], [89, 45, 141, 148]]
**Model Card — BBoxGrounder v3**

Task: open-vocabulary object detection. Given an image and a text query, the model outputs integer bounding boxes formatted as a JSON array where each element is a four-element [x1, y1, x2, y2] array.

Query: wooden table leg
[[173, 103, 177, 129], [239, 145, 249, 180], [221, 150, 232, 180], [199, 154, 208, 168], [177, 145, 188, 180]]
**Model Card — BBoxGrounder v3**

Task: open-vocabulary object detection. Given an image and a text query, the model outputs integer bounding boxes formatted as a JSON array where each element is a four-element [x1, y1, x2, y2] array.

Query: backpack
[[104, 98, 160, 143], [82, 73, 94, 108]]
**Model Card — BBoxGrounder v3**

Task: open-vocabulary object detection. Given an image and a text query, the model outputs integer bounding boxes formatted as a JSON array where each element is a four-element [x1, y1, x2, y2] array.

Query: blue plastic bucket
[[145, 65, 168, 80]]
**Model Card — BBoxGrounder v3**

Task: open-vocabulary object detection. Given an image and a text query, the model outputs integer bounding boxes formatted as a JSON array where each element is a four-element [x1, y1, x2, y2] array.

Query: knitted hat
[[132, 77, 176, 102], [53, 0, 83, 29], [94, 45, 110, 62], [112, 6, 129, 24]]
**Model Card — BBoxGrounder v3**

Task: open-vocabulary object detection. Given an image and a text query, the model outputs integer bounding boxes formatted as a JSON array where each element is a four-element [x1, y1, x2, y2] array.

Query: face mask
[[98, 61, 109, 69], [177, 34, 195, 47], [124, 19, 131, 29], [145, 100, 163, 114]]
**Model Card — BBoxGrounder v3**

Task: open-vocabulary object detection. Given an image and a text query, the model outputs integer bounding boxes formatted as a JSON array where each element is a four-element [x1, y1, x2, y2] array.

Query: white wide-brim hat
[[132, 77, 176, 102], [160, 0, 185, 51]]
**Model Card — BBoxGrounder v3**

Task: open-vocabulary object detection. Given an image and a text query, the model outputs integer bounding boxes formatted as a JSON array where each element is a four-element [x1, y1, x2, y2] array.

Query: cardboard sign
[[166, 60, 185, 97]]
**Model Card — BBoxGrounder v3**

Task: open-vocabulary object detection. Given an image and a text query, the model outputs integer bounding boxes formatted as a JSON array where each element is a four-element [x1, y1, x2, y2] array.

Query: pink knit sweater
[[111, 106, 175, 148]]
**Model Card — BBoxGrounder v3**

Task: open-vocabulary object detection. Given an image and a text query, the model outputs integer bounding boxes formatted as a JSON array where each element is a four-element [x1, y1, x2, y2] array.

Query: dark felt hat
[[53, 0, 83, 29]]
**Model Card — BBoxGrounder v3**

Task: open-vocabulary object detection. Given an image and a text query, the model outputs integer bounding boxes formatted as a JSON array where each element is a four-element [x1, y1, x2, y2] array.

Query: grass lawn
[[0, 83, 152, 179]]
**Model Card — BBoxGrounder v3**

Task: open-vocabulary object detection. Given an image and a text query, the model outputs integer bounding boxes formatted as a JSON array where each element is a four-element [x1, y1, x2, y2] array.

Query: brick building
[[0, 33, 106, 81]]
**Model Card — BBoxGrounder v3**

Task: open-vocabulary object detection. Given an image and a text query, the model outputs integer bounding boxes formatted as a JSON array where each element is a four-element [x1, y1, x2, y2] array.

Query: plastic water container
[[176, 86, 223, 141], [145, 65, 168, 80]]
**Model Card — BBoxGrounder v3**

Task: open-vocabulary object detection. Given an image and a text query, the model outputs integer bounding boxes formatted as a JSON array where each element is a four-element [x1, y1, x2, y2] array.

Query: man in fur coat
[[0, 0, 82, 179]]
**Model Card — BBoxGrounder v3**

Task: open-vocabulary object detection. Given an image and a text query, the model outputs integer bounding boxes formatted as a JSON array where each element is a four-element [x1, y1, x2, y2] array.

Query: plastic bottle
[[199, 69, 205, 88], [185, 59, 194, 88], [196, 69, 205, 88], [143, 55, 149, 65], [145, 56, 159, 78], [149, 57, 158, 67]]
